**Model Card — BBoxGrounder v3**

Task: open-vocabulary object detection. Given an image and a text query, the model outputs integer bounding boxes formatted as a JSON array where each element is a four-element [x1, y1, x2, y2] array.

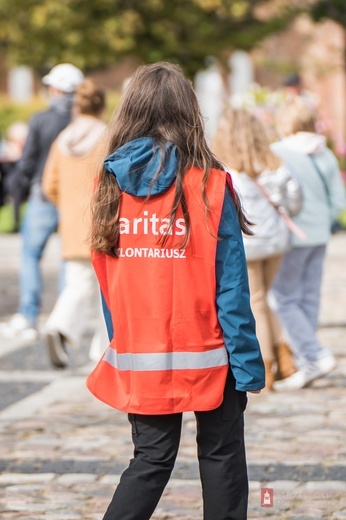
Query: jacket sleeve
[[92, 250, 114, 342], [42, 140, 60, 205], [101, 290, 113, 341], [216, 182, 265, 392]]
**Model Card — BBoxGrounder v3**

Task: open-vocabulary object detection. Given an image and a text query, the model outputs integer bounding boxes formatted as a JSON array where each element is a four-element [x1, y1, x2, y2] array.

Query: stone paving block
[[56, 473, 98, 484], [42, 514, 82, 519], [265, 480, 301, 491], [0, 472, 55, 484], [299, 480, 346, 491], [98, 474, 121, 484]]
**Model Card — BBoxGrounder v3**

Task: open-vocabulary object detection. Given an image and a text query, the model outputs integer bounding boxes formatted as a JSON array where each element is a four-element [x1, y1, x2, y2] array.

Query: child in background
[[213, 107, 301, 389], [270, 97, 346, 390]]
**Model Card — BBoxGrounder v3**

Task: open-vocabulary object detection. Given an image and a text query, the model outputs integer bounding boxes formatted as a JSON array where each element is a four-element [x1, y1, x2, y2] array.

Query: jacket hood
[[58, 115, 106, 157], [104, 137, 179, 196], [279, 132, 326, 155]]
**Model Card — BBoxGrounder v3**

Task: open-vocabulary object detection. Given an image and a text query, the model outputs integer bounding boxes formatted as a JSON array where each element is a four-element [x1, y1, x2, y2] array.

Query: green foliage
[[0, 203, 26, 233], [339, 208, 346, 228], [0, 0, 297, 76], [0, 90, 121, 136], [0, 96, 46, 136], [310, 0, 346, 26]]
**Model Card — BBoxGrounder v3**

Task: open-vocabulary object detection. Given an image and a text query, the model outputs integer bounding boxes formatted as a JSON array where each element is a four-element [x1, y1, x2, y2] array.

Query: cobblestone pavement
[[0, 232, 345, 520]]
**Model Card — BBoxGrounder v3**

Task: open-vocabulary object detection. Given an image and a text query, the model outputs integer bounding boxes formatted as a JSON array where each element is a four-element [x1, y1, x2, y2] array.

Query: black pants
[[103, 373, 248, 520]]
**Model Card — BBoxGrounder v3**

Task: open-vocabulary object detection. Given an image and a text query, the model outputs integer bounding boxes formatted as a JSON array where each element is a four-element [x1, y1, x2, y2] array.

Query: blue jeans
[[19, 199, 58, 325], [271, 245, 329, 369]]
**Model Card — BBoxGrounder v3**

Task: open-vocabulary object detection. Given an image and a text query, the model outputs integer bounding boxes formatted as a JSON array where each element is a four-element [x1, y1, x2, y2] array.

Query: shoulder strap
[[254, 178, 307, 241], [309, 155, 330, 205]]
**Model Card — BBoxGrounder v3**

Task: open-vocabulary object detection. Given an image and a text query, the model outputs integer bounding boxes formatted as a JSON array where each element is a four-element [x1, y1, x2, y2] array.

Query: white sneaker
[[273, 355, 336, 392], [272, 370, 307, 391], [0, 313, 38, 340], [302, 355, 337, 388], [313, 354, 336, 376]]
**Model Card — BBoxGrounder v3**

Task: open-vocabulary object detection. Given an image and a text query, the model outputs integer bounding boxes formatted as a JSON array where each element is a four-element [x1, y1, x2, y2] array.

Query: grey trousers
[[270, 245, 329, 370]]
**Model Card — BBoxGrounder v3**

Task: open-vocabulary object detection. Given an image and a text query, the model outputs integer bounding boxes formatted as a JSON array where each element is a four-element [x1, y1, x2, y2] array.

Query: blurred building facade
[[253, 15, 346, 150]]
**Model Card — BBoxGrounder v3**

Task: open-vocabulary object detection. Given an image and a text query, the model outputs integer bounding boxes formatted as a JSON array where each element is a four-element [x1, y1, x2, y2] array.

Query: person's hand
[[248, 390, 261, 394]]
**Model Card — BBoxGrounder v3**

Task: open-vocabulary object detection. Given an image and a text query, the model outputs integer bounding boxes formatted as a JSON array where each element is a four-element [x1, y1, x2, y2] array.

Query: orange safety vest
[[87, 167, 229, 414]]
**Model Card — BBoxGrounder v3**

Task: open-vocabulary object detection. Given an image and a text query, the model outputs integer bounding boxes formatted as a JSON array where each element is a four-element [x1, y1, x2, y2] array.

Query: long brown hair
[[91, 62, 251, 257], [213, 107, 281, 178]]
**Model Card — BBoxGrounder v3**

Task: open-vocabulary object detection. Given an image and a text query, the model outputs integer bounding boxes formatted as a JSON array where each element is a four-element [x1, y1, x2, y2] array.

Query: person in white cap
[[0, 63, 84, 340]]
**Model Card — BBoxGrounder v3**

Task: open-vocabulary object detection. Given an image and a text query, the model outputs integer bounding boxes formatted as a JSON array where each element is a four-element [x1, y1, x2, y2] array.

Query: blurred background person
[[0, 122, 29, 231], [0, 63, 84, 339], [281, 72, 320, 124], [271, 97, 346, 391], [282, 73, 304, 98], [42, 79, 108, 368], [213, 107, 302, 390]]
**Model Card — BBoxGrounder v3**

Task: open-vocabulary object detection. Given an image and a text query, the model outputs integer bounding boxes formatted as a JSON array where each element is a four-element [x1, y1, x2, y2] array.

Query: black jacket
[[13, 95, 73, 201]]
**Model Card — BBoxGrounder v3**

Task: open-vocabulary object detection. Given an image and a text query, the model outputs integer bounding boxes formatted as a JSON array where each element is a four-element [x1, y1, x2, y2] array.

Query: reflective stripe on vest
[[103, 346, 228, 371]]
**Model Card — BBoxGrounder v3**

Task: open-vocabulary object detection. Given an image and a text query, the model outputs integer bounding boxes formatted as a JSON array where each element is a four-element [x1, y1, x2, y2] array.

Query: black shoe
[[45, 330, 69, 368]]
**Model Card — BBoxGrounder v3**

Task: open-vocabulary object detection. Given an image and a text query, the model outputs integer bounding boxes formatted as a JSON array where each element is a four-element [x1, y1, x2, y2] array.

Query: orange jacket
[[87, 166, 229, 414]]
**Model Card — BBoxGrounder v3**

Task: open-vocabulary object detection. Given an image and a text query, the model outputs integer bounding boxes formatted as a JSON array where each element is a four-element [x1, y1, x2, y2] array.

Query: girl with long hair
[[87, 62, 264, 520], [213, 107, 302, 389]]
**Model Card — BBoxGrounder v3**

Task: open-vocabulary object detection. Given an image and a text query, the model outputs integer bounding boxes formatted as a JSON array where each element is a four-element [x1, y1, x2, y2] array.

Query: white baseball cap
[[42, 63, 84, 93]]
